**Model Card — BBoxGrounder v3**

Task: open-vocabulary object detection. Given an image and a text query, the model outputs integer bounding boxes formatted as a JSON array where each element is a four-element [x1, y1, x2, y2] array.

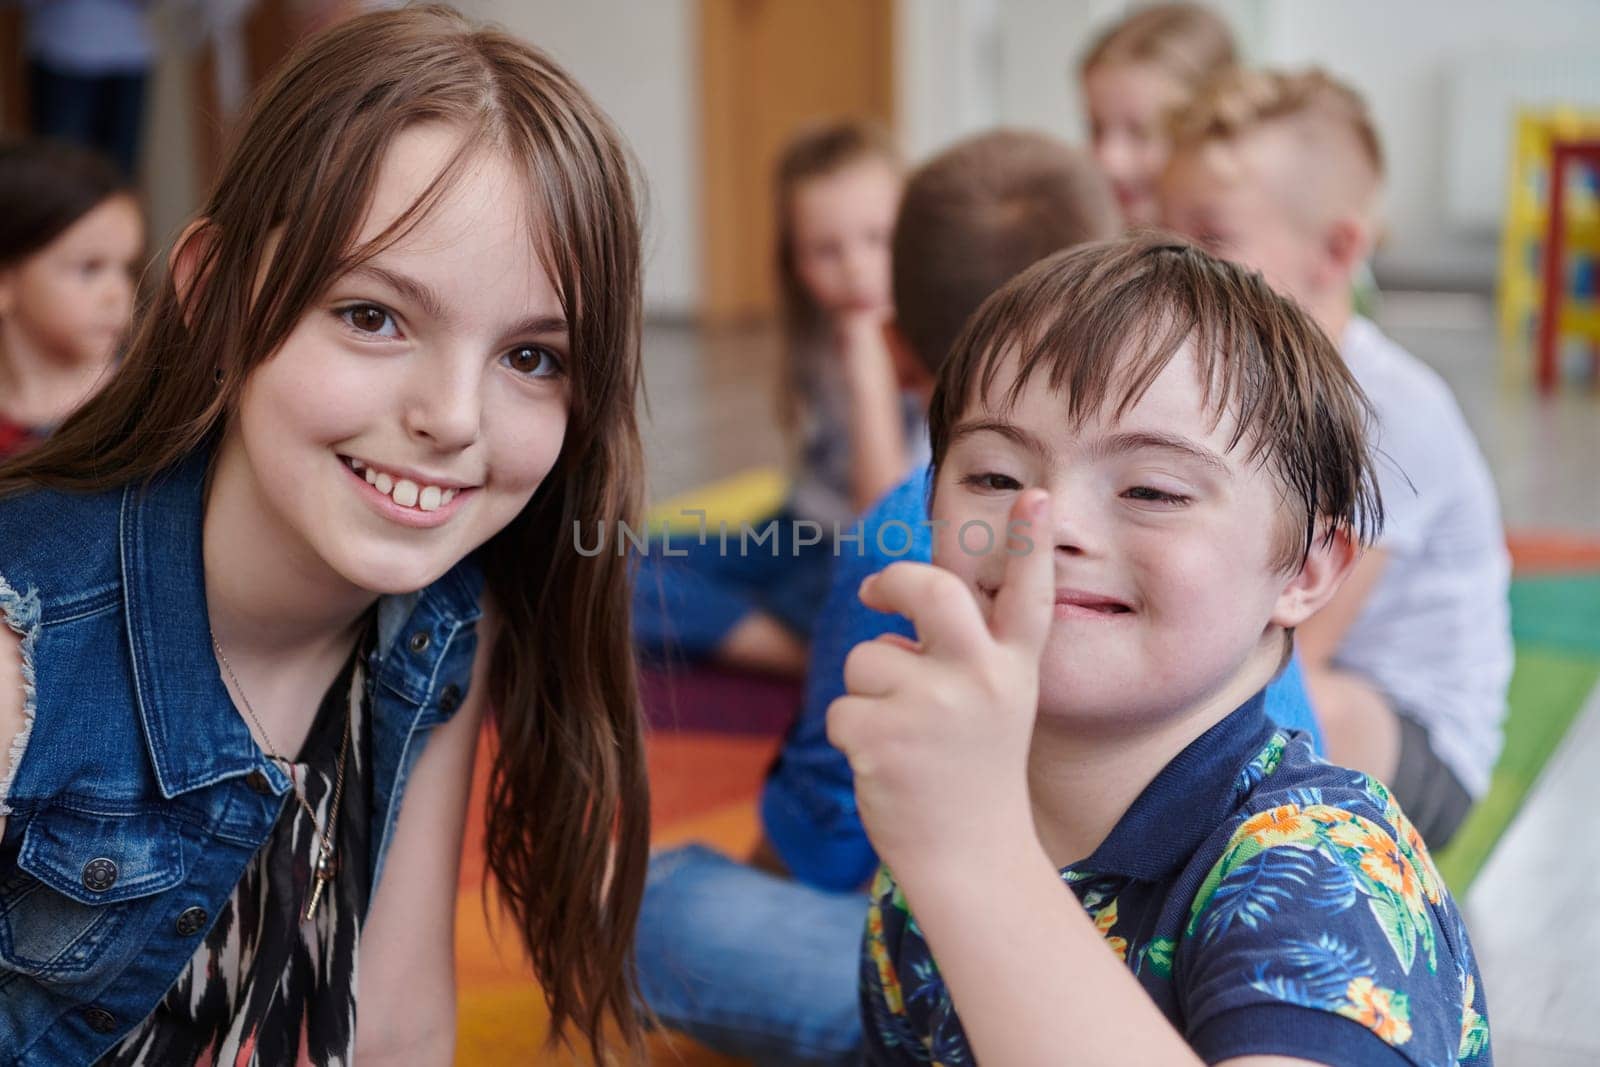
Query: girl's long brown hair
[[0, 5, 649, 1057]]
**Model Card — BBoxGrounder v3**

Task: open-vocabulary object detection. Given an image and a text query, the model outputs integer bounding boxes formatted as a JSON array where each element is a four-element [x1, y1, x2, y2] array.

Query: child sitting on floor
[[836, 235, 1489, 1066], [1160, 67, 1512, 847], [633, 119, 922, 676]]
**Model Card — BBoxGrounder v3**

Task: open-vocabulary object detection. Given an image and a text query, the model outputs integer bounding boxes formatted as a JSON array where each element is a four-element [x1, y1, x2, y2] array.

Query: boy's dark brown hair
[[773, 118, 900, 429], [892, 129, 1121, 376], [930, 234, 1383, 571], [1079, 2, 1236, 93], [0, 6, 647, 1058]]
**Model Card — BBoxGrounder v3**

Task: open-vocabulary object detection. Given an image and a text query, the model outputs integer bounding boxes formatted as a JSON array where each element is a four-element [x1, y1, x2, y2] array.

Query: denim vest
[[0, 453, 484, 1065]]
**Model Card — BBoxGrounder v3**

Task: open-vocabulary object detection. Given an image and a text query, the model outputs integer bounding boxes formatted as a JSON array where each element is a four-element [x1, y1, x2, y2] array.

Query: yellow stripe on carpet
[[647, 467, 788, 534]]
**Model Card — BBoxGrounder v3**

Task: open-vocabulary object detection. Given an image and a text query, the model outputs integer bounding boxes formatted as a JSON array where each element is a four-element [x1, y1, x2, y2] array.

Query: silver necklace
[[212, 636, 350, 920]]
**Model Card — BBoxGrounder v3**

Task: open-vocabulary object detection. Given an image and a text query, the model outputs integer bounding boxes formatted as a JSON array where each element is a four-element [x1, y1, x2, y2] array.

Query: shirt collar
[[1072, 691, 1278, 883]]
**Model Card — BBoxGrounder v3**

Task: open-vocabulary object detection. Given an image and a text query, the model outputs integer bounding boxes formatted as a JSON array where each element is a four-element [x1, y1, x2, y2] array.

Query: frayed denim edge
[[0, 575, 39, 816]]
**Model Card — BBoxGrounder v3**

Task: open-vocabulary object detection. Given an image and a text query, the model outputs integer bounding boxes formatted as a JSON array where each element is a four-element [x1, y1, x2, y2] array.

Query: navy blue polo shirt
[[860, 692, 1492, 1066]]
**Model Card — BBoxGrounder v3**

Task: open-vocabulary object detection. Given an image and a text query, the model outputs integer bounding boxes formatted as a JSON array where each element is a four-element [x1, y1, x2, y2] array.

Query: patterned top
[[103, 636, 374, 1066], [861, 694, 1492, 1066]]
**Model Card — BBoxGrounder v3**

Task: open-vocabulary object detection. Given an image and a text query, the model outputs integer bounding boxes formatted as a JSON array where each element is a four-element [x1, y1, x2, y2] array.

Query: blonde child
[[835, 236, 1489, 1066], [1079, 2, 1235, 228], [1160, 67, 1511, 847], [0, 139, 142, 460], [634, 120, 922, 676], [0, 7, 649, 1062]]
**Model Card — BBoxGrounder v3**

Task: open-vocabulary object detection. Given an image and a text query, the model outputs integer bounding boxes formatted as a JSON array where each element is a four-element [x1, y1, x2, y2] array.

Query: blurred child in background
[[634, 120, 922, 676], [1161, 67, 1512, 848], [0, 138, 141, 461], [1079, 2, 1235, 228]]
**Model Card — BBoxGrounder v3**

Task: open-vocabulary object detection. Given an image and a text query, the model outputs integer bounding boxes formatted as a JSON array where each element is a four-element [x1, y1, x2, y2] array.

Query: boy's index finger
[[990, 490, 1055, 654], [859, 561, 991, 660]]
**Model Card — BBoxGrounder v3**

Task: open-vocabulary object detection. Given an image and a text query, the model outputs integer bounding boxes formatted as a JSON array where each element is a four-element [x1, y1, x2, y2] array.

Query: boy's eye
[[339, 303, 400, 338], [1123, 485, 1189, 505], [960, 471, 1022, 493], [503, 345, 563, 379]]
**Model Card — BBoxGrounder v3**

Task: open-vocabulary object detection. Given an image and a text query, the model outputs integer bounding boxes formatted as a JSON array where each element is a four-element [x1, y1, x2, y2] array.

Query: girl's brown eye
[[351, 306, 387, 332], [504, 345, 561, 378]]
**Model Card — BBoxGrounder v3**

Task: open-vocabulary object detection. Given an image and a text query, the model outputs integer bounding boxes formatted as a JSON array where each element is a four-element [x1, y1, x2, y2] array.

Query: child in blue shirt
[[835, 236, 1489, 1065]]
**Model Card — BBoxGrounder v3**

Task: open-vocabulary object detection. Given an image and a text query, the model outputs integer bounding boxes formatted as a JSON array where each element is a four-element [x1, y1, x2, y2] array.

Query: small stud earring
[[214, 367, 225, 385]]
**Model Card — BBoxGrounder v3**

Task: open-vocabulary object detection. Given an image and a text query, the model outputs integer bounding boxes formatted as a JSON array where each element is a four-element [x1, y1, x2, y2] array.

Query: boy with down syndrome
[[832, 237, 1490, 1066]]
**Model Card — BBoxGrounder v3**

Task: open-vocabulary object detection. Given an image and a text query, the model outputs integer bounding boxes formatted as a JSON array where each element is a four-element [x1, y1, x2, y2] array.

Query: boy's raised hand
[[826, 490, 1055, 882]]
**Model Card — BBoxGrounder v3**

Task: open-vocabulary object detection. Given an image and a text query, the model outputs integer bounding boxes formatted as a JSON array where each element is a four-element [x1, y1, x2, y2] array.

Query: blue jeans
[[636, 845, 865, 1066]]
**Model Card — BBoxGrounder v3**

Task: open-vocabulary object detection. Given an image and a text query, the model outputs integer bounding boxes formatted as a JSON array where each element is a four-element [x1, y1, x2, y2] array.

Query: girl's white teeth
[[350, 458, 458, 511]]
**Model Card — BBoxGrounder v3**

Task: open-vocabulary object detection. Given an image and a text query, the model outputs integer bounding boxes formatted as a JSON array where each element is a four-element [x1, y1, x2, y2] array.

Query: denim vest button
[[82, 1007, 117, 1033], [245, 770, 273, 794], [408, 631, 431, 653], [176, 906, 210, 937], [81, 858, 118, 893], [438, 684, 461, 712]]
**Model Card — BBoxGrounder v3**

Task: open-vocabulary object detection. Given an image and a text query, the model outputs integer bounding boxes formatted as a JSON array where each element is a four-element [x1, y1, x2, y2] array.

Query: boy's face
[[1160, 137, 1329, 316], [931, 344, 1300, 729]]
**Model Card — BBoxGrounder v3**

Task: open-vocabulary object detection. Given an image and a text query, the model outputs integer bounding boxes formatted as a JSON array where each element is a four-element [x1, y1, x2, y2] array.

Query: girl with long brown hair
[[0, 5, 647, 1064]]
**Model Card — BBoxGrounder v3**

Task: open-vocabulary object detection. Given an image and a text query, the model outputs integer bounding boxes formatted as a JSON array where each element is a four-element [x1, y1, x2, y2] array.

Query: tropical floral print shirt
[[861, 692, 1492, 1066]]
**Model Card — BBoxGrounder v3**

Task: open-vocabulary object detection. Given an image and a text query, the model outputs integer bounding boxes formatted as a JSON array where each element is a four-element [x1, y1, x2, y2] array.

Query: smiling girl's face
[[214, 122, 571, 597]]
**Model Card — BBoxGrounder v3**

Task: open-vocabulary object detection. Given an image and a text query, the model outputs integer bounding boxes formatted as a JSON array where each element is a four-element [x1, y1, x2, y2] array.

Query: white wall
[[1253, 0, 1600, 288], [460, 0, 699, 316]]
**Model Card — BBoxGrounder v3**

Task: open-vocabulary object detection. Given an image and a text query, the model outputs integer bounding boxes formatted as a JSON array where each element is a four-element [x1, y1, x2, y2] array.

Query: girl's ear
[[0, 268, 14, 318], [169, 218, 213, 328], [1271, 523, 1359, 629]]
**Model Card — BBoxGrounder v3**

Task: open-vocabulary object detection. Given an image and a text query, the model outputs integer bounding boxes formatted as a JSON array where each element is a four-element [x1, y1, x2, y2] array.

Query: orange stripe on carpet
[[1508, 529, 1600, 574], [456, 724, 778, 1062]]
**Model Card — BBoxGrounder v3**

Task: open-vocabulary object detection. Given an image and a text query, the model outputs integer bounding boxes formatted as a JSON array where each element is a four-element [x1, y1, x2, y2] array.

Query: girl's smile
[[339, 454, 476, 528]]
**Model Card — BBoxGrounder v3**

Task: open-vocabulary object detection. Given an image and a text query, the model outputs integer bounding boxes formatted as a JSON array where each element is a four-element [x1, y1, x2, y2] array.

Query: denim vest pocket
[[0, 809, 185, 983]]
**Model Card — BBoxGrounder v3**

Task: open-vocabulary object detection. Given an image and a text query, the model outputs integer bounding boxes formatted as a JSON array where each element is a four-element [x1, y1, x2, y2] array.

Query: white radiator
[[1445, 50, 1600, 231]]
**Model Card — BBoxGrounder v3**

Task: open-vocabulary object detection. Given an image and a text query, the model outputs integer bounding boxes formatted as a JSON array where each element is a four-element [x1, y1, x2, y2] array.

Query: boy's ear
[[884, 318, 935, 398], [1321, 214, 1371, 284], [169, 218, 213, 327], [1271, 524, 1360, 629]]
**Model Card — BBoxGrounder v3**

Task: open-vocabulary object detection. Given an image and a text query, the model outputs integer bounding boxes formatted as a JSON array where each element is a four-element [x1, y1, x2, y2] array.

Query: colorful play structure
[[1497, 107, 1600, 391]]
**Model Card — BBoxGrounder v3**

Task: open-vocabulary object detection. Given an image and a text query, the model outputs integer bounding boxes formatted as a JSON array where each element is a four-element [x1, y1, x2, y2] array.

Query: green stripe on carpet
[[1432, 569, 1600, 891]]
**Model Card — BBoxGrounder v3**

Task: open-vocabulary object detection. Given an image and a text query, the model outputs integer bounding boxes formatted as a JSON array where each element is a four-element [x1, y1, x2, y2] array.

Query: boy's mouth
[[977, 583, 1135, 619], [339, 455, 473, 513], [1052, 588, 1134, 620]]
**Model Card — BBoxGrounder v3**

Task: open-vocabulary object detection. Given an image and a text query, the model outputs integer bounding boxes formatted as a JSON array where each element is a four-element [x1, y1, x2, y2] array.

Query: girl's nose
[[403, 351, 482, 451]]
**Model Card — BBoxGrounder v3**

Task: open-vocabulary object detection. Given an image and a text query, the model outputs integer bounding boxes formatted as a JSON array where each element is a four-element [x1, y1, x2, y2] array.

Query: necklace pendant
[[303, 845, 337, 921]]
